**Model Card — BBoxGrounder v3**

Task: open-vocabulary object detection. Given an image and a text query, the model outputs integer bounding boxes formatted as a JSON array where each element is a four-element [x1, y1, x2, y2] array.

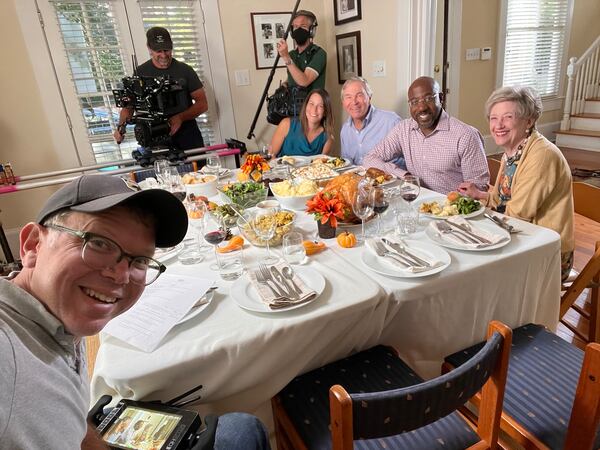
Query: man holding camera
[[0, 175, 270, 449], [114, 27, 208, 150], [276, 10, 327, 92]]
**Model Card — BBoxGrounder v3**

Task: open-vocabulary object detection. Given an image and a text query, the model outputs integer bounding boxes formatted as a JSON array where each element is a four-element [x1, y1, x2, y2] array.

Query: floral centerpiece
[[305, 191, 349, 238], [237, 154, 271, 182]]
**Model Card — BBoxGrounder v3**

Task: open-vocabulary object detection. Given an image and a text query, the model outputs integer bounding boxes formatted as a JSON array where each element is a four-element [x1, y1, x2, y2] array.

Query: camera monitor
[[96, 399, 201, 450]]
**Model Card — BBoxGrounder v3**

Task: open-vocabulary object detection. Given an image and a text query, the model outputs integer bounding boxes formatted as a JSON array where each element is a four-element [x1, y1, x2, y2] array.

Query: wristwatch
[[285, 58, 292, 66]]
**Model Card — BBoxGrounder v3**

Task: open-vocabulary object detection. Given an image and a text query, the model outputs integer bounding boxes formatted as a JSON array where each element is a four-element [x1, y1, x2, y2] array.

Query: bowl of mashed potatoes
[[270, 179, 320, 211]]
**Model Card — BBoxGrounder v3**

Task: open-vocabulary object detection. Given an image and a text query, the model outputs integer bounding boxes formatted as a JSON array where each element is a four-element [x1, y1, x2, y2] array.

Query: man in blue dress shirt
[[340, 76, 404, 168]]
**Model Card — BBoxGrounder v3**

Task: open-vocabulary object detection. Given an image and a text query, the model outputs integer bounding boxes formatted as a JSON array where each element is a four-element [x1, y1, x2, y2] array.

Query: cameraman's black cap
[[37, 175, 188, 248], [146, 26, 173, 51]]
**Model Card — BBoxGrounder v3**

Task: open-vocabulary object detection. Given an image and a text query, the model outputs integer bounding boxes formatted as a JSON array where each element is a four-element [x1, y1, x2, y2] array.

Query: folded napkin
[[248, 262, 317, 308], [430, 216, 508, 248], [365, 238, 442, 273]]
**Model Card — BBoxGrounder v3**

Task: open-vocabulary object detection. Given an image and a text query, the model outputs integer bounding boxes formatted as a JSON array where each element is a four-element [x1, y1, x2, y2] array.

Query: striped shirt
[[362, 111, 489, 194]]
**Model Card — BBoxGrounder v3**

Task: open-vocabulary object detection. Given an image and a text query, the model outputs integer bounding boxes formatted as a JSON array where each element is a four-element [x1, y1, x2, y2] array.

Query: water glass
[[154, 160, 171, 186], [283, 231, 306, 265], [396, 202, 419, 235], [177, 235, 205, 265], [206, 153, 221, 176], [216, 246, 244, 280]]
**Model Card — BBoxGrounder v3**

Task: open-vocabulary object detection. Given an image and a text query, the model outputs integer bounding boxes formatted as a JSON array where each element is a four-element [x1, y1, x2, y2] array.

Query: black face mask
[[292, 27, 310, 46]]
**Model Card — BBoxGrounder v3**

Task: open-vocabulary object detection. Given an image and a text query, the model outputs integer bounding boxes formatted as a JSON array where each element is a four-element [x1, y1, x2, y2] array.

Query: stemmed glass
[[352, 185, 374, 243], [372, 185, 389, 235], [165, 167, 186, 201], [204, 213, 227, 270], [253, 207, 279, 265], [154, 159, 171, 186], [205, 153, 221, 177], [401, 175, 420, 204], [185, 198, 209, 249]]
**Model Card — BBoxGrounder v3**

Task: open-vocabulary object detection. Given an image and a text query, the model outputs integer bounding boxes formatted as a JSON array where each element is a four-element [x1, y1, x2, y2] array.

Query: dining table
[[90, 178, 561, 433]]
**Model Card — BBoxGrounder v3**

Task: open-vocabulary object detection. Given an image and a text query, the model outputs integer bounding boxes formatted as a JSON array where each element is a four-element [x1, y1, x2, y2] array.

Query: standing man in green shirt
[[276, 10, 327, 92]]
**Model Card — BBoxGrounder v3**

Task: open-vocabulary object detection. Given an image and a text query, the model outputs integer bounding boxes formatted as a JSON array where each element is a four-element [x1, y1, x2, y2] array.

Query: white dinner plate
[[417, 197, 485, 220], [272, 156, 312, 167], [154, 246, 181, 263], [425, 219, 511, 251], [354, 168, 397, 186], [310, 156, 351, 170], [231, 266, 326, 313], [361, 239, 451, 278], [199, 167, 231, 178], [176, 290, 215, 325]]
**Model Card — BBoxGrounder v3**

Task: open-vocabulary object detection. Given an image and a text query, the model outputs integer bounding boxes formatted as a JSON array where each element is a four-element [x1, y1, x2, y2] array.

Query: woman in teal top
[[269, 89, 335, 158]]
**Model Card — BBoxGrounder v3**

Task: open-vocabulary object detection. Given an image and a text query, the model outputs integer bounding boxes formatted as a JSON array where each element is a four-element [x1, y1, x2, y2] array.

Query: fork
[[382, 238, 431, 267], [259, 264, 289, 298], [436, 221, 477, 244], [372, 241, 414, 267], [256, 267, 283, 297]]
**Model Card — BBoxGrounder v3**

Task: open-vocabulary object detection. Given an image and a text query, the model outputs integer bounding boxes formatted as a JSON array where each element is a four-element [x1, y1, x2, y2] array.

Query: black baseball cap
[[36, 175, 188, 248], [146, 26, 173, 51]]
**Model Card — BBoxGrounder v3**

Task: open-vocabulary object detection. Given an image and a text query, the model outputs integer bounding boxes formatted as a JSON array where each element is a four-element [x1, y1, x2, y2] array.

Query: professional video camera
[[113, 75, 188, 164]]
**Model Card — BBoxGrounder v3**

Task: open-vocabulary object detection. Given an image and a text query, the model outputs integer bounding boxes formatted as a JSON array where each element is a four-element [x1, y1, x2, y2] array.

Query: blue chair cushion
[[279, 346, 480, 450], [445, 323, 600, 450]]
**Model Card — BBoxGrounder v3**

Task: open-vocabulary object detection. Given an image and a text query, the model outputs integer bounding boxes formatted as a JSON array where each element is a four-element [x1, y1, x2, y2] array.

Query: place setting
[[231, 262, 326, 313], [425, 216, 511, 251], [362, 236, 451, 278]]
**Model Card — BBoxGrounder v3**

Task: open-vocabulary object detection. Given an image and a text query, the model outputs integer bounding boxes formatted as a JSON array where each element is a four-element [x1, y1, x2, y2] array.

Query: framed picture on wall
[[336, 31, 362, 84], [334, 0, 362, 25], [251, 12, 294, 70]]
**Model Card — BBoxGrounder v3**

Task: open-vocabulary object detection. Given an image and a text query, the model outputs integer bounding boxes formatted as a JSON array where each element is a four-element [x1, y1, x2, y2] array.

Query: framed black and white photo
[[251, 12, 294, 70], [334, 0, 362, 25], [336, 31, 361, 84]]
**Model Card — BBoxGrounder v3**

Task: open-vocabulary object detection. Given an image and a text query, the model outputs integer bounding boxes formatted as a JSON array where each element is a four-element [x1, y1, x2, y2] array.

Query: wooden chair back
[[329, 321, 512, 450], [487, 156, 502, 185], [85, 334, 101, 381], [573, 182, 600, 223], [560, 241, 600, 343]]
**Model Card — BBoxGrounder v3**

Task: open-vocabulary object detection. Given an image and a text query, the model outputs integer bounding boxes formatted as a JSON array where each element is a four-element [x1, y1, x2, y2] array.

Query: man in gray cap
[[0, 175, 270, 449], [114, 26, 208, 150]]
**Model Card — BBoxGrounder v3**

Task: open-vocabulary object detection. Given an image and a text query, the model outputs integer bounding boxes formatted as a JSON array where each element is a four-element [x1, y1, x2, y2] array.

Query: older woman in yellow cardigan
[[459, 86, 574, 281]]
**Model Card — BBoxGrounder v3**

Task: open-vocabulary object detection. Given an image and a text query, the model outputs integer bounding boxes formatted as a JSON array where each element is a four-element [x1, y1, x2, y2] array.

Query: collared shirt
[[288, 43, 327, 91], [362, 110, 489, 194], [340, 105, 401, 165]]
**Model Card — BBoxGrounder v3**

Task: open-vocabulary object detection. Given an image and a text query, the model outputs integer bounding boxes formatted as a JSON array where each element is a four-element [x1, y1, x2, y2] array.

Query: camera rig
[[113, 75, 188, 165]]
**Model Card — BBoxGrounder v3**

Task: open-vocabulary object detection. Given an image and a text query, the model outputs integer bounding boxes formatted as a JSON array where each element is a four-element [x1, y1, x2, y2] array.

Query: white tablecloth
[[90, 187, 561, 419]]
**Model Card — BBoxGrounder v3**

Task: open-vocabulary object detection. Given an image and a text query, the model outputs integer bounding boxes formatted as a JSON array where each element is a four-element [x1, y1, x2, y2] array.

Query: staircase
[[556, 36, 600, 153]]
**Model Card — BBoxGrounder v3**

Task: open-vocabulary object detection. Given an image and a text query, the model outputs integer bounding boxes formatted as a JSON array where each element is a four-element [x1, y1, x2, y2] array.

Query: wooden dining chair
[[271, 321, 512, 450], [444, 324, 600, 450], [560, 241, 600, 343], [85, 334, 101, 381]]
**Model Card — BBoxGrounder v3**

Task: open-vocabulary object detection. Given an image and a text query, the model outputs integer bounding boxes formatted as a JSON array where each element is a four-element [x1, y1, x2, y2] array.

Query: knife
[[443, 220, 492, 244], [381, 238, 430, 267], [484, 212, 514, 233], [270, 266, 298, 299]]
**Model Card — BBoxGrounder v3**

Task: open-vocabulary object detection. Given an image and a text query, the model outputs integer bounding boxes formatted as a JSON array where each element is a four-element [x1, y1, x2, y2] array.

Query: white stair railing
[[561, 35, 600, 130]]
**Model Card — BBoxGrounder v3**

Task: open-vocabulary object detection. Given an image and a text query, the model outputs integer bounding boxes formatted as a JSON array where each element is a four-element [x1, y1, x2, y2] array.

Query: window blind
[[503, 0, 570, 97]]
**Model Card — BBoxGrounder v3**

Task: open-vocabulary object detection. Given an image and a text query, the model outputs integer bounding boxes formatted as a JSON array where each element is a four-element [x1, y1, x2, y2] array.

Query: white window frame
[[496, 0, 574, 112], [15, 0, 234, 167]]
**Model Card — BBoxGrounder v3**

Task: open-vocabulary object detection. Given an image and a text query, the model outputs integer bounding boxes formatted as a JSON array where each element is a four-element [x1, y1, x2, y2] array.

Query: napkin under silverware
[[431, 216, 508, 248], [248, 263, 316, 308], [366, 238, 442, 273]]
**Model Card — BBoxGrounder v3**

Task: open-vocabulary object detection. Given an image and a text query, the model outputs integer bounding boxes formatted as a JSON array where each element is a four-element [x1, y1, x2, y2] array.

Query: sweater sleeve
[[0, 328, 17, 439]]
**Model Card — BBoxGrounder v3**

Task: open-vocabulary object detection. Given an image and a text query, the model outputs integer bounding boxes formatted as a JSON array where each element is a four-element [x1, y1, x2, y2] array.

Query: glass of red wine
[[401, 175, 420, 204], [204, 214, 227, 270], [372, 185, 389, 235]]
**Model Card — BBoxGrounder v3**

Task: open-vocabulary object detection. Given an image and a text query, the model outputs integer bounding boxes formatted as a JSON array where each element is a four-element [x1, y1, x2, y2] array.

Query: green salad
[[453, 196, 481, 214], [220, 181, 267, 207]]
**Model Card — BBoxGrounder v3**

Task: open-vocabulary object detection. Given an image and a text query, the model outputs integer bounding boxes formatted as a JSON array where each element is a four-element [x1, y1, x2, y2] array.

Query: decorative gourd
[[336, 231, 357, 248], [302, 240, 326, 256], [217, 235, 244, 253]]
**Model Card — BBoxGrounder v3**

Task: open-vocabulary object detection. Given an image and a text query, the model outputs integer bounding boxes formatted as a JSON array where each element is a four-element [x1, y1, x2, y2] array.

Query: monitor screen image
[[102, 405, 182, 450]]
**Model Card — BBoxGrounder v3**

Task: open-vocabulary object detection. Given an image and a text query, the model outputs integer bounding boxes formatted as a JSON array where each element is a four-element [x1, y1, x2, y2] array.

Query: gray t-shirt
[[0, 278, 89, 449]]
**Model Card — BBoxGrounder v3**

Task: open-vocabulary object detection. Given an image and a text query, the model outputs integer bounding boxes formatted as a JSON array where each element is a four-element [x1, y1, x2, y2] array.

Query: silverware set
[[372, 240, 431, 269], [484, 211, 519, 233], [438, 221, 491, 244], [255, 263, 310, 309]]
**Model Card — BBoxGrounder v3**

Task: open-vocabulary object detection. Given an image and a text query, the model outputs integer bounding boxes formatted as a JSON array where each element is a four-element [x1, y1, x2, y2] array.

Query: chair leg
[[589, 280, 599, 342]]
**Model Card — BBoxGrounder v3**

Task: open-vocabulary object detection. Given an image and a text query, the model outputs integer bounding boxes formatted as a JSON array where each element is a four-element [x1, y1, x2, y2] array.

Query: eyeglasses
[[46, 224, 166, 286], [408, 94, 439, 107]]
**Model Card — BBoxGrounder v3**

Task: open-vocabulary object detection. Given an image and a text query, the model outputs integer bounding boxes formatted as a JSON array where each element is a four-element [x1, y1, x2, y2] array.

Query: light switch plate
[[481, 47, 492, 60], [465, 48, 481, 61], [234, 69, 250, 86], [372, 60, 386, 77]]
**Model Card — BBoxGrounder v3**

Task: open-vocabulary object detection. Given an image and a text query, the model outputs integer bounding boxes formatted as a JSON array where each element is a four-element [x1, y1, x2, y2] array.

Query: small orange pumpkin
[[336, 231, 357, 248], [302, 240, 326, 256]]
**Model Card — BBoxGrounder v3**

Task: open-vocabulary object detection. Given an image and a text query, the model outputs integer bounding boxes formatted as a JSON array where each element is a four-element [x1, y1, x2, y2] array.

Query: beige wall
[[1, 0, 599, 235]]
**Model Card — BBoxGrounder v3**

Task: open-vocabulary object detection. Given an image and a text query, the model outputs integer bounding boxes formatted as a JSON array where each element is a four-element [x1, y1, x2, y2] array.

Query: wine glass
[[204, 213, 227, 270], [185, 198, 209, 249], [205, 153, 221, 177], [352, 185, 374, 243], [401, 175, 421, 204], [253, 207, 279, 265], [372, 185, 389, 235], [166, 167, 186, 201], [261, 145, 272, 161], [154, 159, 171, 186]]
